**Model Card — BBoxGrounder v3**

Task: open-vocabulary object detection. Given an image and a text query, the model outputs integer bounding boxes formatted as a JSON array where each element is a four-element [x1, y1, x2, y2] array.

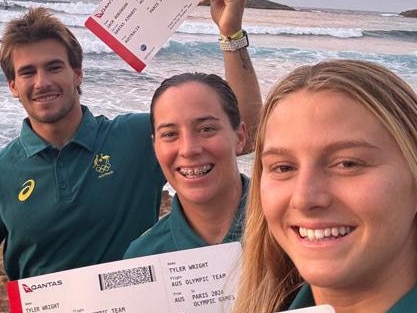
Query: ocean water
[[0, 1, 416, 179]]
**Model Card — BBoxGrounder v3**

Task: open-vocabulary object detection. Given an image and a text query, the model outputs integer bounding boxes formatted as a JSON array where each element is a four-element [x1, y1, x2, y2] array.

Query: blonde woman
[[234, 59, 417, 313]]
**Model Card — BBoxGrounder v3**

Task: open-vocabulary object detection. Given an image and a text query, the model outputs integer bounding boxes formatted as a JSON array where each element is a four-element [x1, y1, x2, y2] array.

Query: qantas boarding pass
[[7, 242, 241, 313], [85, 0, 200, 72]]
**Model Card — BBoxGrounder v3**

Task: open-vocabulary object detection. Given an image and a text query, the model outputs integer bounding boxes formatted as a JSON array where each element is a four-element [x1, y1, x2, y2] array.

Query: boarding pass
[[8, 242, 241, 313], [85, 0, 200, 72]]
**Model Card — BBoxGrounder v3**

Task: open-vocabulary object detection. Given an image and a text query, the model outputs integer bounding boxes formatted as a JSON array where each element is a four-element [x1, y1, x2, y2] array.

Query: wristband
[[220, 29, 244, 40], [218, 30, 249, 52]]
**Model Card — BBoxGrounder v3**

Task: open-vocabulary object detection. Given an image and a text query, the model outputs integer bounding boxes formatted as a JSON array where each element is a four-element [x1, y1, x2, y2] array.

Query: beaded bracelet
[[218, 30, 249, 52]]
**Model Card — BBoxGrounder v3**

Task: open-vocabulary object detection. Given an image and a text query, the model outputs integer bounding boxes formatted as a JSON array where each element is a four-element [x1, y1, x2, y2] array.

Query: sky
[[271, 0, 416, 13]]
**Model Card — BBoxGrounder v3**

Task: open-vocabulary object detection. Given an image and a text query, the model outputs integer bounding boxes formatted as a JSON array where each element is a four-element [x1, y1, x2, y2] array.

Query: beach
[[0, 4, 416, 176], [0, 2, 417, 311]]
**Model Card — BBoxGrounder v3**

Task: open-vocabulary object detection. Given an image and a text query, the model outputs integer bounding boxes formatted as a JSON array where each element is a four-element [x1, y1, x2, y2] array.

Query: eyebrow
[[262, 140, 380, 157], [155, 115, 220, 132]]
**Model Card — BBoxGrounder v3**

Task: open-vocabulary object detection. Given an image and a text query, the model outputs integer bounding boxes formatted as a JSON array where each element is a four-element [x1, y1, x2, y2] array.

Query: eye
[[273, 164, 295, 173], [336, 159, 363, 168], [331, 158, 368, 175], [159, 131, 178, 141], [341, 160, 357, 167], [262, 161, 297, 180], [200, 125, 216, 133], [263, 159, 296, 174], [18, 69, 35, 78], [48, 64, 63, 72]]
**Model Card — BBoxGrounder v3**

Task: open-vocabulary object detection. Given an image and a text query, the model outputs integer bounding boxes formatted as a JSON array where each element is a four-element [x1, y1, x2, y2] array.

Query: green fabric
[[288, 284, 417, 312], [124, 174, 249, 258], [0, 106, 165, 280], [387, 285, 417, 312], [287, 284, 315, 309]]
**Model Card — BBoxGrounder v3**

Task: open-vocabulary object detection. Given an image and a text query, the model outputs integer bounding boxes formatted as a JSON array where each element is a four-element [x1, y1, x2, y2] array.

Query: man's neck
[[29, 104, 83, 148]]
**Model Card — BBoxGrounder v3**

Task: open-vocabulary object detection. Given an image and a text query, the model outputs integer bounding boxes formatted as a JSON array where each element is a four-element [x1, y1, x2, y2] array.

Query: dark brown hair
[[0, 7, 83, 93], [150, 72, 241, 134]]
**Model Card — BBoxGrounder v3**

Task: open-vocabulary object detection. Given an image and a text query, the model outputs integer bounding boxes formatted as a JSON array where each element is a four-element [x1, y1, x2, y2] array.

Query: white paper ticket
[[85, 0, 200, 72], [8, 242, 242, 313]]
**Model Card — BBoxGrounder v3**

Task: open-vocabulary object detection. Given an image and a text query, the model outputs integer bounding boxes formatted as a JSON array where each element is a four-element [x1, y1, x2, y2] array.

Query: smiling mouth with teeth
[[33, 94, 59, 102], [178, 164, 213, 178], [297, 226, 353, 241]]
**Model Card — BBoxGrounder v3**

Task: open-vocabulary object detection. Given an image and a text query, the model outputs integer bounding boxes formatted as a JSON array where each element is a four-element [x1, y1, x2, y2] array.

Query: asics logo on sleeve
[[18, 179, 36, 202]]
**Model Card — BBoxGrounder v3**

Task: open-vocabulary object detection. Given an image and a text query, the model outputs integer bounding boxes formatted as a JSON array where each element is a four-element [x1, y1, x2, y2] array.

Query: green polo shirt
[[0, 106, 165, 280], [123, 174, 249, 258], [288, 284, 417, 312]]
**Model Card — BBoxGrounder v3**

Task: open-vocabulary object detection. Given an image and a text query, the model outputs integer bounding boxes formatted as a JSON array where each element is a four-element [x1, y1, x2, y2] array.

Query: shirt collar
[[70, 105, 98, 152], [288, 284, 315, 309], [169, 174, 249, 249], [288, 283, 417, 312], [224, 174, 249, 241], [19, 105, 98, 157]]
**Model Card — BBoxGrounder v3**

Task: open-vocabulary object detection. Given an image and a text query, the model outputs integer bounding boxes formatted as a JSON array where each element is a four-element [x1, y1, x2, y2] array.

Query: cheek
[[260, 175, 284, 223], [154, 144, 175, 170], [207, 136, 236, 162], [364, 174, 417, 226]]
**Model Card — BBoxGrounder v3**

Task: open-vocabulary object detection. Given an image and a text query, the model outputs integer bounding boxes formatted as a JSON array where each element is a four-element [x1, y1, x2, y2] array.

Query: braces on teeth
[[180, 165, 211, 176]]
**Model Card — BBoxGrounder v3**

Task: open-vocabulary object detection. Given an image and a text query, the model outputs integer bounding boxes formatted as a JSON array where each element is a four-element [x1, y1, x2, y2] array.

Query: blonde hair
[[233, 59, 417, 313]]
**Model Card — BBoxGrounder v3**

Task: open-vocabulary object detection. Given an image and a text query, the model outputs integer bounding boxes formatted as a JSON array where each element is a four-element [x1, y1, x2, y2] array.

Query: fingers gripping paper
[[85, 0, 200, 72]]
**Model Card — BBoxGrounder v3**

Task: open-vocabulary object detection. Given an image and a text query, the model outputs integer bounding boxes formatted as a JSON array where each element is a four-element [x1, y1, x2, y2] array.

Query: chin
[[182, 191, 213, 205], [301, 272, 350, 289]]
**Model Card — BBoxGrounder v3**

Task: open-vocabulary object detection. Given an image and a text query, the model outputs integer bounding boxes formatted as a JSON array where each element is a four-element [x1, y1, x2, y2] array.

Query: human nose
[[289, 167, 332, 211], [179, 132, 202, 158], [34, 69, 52, 89]]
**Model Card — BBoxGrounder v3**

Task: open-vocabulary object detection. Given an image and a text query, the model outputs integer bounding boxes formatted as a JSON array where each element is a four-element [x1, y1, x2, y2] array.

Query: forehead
[[153, 81, 227, 123], [263, 89, 395, 150], [12, 39, 68, 67]]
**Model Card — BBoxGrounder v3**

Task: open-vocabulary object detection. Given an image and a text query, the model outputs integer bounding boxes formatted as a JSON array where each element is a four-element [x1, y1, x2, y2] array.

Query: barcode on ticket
[[98, 265, 156, 291]]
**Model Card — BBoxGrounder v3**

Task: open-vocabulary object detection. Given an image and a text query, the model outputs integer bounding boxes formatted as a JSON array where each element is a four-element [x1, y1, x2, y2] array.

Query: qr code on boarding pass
[[98, 265, 156, 290]]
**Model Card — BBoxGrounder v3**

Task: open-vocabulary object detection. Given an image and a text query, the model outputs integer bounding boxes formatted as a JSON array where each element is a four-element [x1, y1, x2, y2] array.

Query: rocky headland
[[200, 0, 294, 10], [202, 0, 416, 18], [400, 9, 417, 18]]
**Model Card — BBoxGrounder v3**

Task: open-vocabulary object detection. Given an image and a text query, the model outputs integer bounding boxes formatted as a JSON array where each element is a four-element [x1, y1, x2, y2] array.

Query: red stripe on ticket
[[85, 17, 146, 73], [7, 281, 23, 313]]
